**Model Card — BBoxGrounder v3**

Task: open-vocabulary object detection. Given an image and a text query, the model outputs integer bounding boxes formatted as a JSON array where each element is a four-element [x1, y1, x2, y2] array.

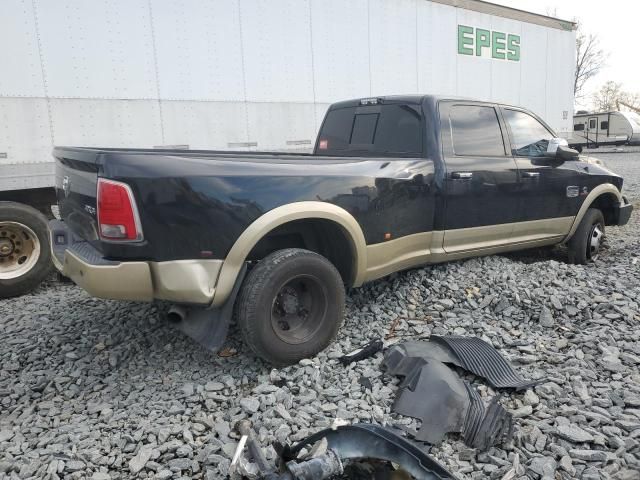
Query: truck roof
[[328, 94, 524, 111]]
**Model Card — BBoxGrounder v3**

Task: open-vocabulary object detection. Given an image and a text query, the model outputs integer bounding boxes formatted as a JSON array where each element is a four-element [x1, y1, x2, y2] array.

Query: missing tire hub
[[0, 237, 14, 257]]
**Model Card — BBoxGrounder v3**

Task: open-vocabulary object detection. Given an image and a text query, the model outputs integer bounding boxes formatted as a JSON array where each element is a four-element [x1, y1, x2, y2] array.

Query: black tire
[[236, 248, 345, 366], [0, 202, 53, 298], [567, 208, 605, 265]]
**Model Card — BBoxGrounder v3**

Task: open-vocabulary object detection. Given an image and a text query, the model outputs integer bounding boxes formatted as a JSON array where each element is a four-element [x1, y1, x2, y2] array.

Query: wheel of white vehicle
[[236, 248, 345, 366], [0, 202, 53, 298], [567, 208, 605, 265]]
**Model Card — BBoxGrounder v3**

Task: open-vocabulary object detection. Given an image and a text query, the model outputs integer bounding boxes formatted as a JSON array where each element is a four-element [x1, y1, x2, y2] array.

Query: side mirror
[[545, 137, 578, 161], [556, 145, 580, 161]]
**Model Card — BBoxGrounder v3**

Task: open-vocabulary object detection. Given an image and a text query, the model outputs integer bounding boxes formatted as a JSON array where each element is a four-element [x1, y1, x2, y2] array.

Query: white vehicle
[[0, 0, 576, 298], [570, 111, 640, 151]]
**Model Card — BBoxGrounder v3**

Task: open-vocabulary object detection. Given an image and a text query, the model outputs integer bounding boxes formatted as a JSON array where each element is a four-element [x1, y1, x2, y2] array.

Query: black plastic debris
[[338, 339, 384, 365], [284, 424, 454, 480], [384, 354, 470, 444], [234, 421, 454, 479], [431, 335, 538, 390], [466, 396, 514, 450], [358, 376, 374, 391], [382, 340, 516, 450]]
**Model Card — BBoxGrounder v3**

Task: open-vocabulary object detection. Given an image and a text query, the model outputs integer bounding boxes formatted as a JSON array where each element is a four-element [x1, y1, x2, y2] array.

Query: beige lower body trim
[[362, 217, 574, 282], [432, 235, 563, 263], [149, 259, 223, 304], [57, 211, 586, 305], [443, 216, 573, 253], [62, 250, 154, 302], [365, 232, 433, 282], [212, 201, 367, 307], [443, 223, 514, 253], [57, 247, 223, 304]]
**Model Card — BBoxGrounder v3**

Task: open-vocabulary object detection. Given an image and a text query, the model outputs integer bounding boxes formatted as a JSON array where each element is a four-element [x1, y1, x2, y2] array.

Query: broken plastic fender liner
[[431, 335, 538, 390]]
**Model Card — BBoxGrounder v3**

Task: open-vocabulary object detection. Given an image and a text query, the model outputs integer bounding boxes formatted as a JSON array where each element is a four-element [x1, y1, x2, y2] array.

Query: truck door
[[501, 107, 580, 238], [586, 116, 599, 146], [439, 102, 520, 253]]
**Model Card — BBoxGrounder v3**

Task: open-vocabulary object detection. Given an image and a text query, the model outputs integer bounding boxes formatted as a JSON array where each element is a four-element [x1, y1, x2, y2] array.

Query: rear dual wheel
[[236, 248, 345, 366], [0, 202, 53, 299]]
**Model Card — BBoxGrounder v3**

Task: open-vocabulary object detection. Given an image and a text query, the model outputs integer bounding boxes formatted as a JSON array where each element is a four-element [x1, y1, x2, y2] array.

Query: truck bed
[[53, 145, 433, 264]]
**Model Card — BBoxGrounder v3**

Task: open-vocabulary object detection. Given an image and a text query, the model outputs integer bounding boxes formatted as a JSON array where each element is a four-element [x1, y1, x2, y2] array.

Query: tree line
[[574, 24, 639, 112]]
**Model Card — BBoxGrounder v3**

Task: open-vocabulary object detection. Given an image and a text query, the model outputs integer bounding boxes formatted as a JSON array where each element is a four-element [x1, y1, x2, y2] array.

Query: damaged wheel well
[[247, 218, 355, 285], [589, 192, 619, 226]]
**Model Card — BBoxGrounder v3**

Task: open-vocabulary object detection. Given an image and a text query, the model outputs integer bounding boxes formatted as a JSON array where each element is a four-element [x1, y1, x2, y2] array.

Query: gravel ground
[[2, 151, 640, 480]]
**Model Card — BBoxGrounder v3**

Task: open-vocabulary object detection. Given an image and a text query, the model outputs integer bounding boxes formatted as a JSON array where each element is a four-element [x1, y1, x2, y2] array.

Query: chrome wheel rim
[[0, 222, 41, 280], [588, 223, 604, 260]]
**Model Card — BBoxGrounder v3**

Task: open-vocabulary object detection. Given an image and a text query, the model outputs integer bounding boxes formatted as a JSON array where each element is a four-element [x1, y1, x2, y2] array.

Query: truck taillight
[[97, 178, 143, 241]]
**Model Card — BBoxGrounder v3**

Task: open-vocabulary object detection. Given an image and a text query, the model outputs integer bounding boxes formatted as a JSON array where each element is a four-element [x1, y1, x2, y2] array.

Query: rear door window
[[317, 104, 422, 157], [449, 105, 506, 156]]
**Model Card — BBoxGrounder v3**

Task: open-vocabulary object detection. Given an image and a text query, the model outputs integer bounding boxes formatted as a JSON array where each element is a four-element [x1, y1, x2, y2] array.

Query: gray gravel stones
[[239, 397, 260, 414], [538, 306, 555, 327], [570, 449, 609, 462], [91, 472, 111, 480], [1, 150, 640, 478], [129, 445, 153, 473], [556, 424, 595, 443], [528, 456, 557, 478], [204, 381, 224, 392]]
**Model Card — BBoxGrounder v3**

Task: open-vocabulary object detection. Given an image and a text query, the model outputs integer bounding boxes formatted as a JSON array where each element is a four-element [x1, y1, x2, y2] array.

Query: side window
[[601, 121, 609, 130], [449, 105, 505, 156], [317, 104, 422, 156], [589, 119, 597, 129], [574, 123, 584, 131], [374, 105, 422, 154], [503, 109, 554, 157]]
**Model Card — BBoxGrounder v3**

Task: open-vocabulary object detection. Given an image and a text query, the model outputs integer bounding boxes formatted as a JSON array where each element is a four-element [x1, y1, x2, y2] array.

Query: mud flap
[[173, 264, 247, 352]]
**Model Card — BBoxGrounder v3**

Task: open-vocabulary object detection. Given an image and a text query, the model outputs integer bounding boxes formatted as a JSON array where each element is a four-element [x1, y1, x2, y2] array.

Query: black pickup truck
[[49, 95, 632, 365]]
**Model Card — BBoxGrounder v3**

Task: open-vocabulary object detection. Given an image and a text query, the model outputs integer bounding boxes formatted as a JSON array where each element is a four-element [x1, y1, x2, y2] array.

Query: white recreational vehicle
[[570, 111, 640, 151]]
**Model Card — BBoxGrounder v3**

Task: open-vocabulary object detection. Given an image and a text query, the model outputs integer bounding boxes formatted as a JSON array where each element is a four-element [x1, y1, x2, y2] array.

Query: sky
[[490, 0, 640, 108]]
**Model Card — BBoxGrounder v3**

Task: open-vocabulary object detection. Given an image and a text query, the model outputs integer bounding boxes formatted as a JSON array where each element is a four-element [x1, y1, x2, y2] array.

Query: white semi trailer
[[0, 0, 576, 297]]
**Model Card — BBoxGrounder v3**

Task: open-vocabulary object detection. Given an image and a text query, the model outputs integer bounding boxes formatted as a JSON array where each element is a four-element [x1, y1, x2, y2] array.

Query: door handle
[[522, 171, 540, 178], [451, 171, 473, 179]]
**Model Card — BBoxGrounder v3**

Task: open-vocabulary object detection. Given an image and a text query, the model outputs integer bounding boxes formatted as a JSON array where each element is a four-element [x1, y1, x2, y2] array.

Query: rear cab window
[[316, 103, 423, 157]]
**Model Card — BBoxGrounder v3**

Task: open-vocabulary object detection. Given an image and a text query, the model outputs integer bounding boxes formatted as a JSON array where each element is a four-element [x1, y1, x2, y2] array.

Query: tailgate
[[53, 147, 101, 242]]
